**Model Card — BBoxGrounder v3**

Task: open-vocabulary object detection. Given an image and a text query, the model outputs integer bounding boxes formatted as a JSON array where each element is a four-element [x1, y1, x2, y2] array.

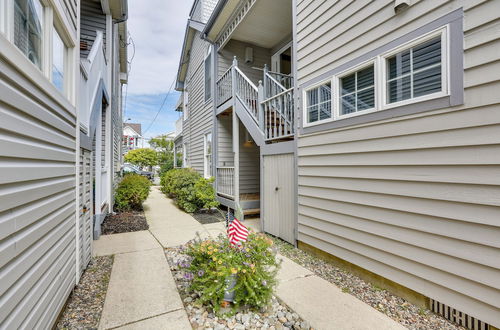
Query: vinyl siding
[[296, 0, 500, 326], [191, 0, 219, 24], [80, 0, 107, 58], [184, 31, 214, 175], [0, 43, 77, 329], [239, 121, 259, 193], [218, 39, 271, 86], [61, 0, 78, 31], [217, 114, 234, 167]]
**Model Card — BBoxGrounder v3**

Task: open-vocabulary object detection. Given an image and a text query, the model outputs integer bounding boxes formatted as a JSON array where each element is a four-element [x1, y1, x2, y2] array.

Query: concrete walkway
[[94, 187, 405, 330]]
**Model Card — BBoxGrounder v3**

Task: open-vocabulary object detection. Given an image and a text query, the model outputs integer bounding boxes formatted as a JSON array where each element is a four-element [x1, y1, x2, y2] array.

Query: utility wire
[[142, 78, 176, 136]]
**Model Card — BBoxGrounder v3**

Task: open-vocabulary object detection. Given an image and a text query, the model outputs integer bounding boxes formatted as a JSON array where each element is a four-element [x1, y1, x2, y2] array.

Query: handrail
[[234, 67, 258, 90], [87, 31, 104, 64], [261, 87, 294, 103], [266, 73, 287, 91], [216, 65, 233, 107]]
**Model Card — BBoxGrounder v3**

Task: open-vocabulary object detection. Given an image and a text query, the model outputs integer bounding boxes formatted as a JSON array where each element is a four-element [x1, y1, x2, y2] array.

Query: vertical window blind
[[340, 65, 375, 115], [387, 36, 442, 103]]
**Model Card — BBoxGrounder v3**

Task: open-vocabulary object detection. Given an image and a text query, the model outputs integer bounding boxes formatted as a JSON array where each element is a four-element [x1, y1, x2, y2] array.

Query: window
[[386, 36, 443, 104], [204, 49, 212, 101], [13, 0, 44, 69], [183, 89, 189, 120], [204, 132, 212, 178], [305, 82, 331, 123], [340, 64, 375, 115], [182, 144, 188, 168], [302, 26, 449, 128], [52, 28, 66, 93]]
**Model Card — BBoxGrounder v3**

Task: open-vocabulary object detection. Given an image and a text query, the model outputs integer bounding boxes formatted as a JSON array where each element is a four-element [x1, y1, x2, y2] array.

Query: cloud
[[122, 0, 191, 142], [126, 0, 192, 96]]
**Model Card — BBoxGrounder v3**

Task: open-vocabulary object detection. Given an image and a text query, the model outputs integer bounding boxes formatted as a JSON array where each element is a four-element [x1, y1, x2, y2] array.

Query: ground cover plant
[[160, 168, 219, 213], [114, 174, 151, 211], [177, 233, 281, 315]]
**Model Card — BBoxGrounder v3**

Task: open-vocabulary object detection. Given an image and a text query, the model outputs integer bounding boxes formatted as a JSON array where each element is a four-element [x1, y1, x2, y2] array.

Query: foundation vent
[[430, 299, 490, 330]]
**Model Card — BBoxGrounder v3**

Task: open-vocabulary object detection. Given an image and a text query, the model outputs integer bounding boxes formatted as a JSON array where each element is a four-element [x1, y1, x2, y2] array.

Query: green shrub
[[178, 233, 281, 314], [114, 174, 151, 211], [160, 168, 219, 213]]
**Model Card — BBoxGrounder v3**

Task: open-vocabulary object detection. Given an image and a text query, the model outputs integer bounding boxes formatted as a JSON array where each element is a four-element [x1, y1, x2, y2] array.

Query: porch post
[[232, 112, 240, 206], [258, 80, 265, 133]]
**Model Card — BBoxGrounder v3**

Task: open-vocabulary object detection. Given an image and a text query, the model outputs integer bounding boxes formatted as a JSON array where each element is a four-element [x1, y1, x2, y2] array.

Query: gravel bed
[[270, 237, 463, 330], [101, 211, 148, 235], [166, 248, 312, 330], [55, 256, 114, 329]]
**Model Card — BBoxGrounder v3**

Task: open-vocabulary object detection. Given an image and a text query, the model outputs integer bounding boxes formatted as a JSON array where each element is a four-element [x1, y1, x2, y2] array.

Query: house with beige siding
[[177, 0, 500, 328], [0, 0, 127, 327], [293, 0, 500, 328]]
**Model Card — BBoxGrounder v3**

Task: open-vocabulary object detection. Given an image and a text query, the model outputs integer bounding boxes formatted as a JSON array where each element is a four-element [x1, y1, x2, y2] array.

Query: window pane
[[413, 37, 441, 71], [306, 82, 331, 123], [341, 94, 356, 115], [413, 65, 441, 97], [358, 87, 375, 110], [341, 74, 355, 95], [357, 66, 374, 90], [14, 0, 43, 69], [388, 76, 411, 103], [52, 29, 65, 92], [388, 49, 410, 80]]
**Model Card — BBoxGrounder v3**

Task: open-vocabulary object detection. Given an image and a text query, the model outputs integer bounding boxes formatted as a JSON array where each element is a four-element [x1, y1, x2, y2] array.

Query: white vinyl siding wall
[[296, 0, 500, 326], [0, 36, 77, 328]]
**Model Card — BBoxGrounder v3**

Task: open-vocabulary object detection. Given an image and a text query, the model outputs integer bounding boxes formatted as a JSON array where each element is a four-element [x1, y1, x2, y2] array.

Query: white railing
[[79, 31, 108, 131], [175, 117, 183, 136], [217, 167, 235, 198], [216, 66, 232, 107], [234, 66, 259, 122], [262, 87, 294, 140]]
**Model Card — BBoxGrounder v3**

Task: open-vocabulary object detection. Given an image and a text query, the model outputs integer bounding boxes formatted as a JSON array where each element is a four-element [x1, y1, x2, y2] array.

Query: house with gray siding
[[177, 0, 500, 328], [293, 0, 500, 328], [0, 0, 127, 327]]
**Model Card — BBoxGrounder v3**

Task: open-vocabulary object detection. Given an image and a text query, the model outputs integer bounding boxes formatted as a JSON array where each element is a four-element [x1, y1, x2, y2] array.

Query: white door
[[263, 153, 295, 244], [271, 42, 293, 75], [79, 148, 93, 275]]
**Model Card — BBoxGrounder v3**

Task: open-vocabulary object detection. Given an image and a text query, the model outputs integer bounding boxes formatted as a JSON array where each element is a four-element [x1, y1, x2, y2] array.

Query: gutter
[[202, 0, 228, 40]]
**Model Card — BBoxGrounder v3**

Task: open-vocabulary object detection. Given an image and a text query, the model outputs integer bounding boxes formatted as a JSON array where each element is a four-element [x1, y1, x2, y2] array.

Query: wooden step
[[243, 208, 260, 216]]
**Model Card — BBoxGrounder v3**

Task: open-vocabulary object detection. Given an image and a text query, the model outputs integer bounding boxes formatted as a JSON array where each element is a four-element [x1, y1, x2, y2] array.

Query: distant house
[[0, 0, 128, 327], [178, 0, 500, 328], [123, 122, 143, 151]]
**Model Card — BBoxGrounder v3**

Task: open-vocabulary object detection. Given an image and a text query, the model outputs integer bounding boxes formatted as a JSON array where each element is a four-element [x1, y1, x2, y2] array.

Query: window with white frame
[[204, 48, 212, 101], [52, 27, 66, 93], [13, 0, 44, 69], [204, 132, 212, 178], [339, 64, 375, 115], [385, 35, 443, 104], [305, 81, 331, 123], [182, 143, 188, 167]]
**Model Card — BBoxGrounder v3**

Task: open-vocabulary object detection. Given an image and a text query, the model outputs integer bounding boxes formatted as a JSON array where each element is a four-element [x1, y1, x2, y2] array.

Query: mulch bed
[[55, 256, 114, 329], [269, 236, 464, 330], [191, 209, 226, 225], [101, 211, 149, 235]]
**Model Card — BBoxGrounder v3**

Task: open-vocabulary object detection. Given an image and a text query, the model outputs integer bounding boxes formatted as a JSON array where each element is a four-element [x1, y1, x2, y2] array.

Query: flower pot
[[223, 274, 237, 302]]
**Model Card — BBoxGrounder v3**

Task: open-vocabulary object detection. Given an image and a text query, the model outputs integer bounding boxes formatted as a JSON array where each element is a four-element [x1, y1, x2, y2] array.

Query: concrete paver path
[[95, 186, 405, 330]]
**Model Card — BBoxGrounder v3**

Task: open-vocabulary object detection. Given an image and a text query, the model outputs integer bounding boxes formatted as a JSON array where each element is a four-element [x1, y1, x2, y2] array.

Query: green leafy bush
[[178, 233, 280, 314], [114, 174, 151, 211], [160, 168, 219, 213]]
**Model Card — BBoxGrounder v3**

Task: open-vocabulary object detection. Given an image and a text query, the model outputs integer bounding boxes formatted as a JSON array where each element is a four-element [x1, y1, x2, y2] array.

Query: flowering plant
[[178, 232, 280, 313]]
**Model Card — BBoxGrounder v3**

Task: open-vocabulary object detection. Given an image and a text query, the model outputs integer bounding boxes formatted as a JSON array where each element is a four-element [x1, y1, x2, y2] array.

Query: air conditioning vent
[[430, 299, 490, 330]]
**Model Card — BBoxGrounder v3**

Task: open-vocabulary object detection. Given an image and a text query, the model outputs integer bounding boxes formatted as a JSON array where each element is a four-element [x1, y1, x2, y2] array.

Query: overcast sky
[[124, 0, 192, 142]]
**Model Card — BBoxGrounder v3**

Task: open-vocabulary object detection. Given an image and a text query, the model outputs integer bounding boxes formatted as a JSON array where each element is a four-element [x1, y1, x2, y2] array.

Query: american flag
[[227, 211, 248, 246]]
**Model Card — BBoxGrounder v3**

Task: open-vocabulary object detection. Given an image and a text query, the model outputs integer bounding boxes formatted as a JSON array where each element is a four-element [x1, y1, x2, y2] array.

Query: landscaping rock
[[165, 247, 313, 330]]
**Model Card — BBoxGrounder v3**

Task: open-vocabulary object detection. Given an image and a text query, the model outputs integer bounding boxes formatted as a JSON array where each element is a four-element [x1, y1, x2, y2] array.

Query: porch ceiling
[[230, 0, 292, 49]]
